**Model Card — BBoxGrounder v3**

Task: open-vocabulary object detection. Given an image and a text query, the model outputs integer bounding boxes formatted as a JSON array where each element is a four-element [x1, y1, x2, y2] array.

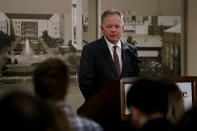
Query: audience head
[[33, 58, 69, 102], [126, 78, 169, 128], [0, 91, 72, 131]]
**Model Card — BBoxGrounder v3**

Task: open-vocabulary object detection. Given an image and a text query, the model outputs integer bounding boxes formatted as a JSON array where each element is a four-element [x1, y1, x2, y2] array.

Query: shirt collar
[[104, 37, 122, 49]]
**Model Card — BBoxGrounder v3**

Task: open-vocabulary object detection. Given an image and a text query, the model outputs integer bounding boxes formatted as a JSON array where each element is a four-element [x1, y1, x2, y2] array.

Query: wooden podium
[[77, 78, 133, 130], [77, 76, 197, 129]]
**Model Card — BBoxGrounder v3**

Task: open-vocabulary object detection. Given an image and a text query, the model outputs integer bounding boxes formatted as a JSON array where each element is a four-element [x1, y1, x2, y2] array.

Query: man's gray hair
[[101, 9, 124, 25]]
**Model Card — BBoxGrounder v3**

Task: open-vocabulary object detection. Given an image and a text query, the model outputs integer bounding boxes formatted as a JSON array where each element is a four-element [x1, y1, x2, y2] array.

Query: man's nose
[[111, 26, 116, 31]]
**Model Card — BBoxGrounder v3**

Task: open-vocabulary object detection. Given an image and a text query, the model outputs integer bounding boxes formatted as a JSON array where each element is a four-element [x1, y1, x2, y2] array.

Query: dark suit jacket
[[79, 36, 140, 100]]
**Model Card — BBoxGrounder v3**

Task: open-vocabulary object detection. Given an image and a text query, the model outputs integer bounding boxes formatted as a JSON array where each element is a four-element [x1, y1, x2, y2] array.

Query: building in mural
[[1, 13, 60, 40], [122, 11, 181, 76], [0, 12, 10, 35], [162, 24, 181, 75]]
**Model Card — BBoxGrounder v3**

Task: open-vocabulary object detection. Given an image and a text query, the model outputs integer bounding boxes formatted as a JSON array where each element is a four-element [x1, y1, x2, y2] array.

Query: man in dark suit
[[79, 9, 140, 100]]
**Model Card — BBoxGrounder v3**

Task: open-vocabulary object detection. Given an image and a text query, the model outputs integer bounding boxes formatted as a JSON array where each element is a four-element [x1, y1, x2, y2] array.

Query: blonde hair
[[167, 86, 184, 124]]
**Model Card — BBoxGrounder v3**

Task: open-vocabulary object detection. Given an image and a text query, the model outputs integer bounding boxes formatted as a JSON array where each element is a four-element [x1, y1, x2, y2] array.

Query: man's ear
[[100, 25, 104, 33], [121, 25, 125, 33], [130, 105, 139, 120], [166, 104, 172, 119], [65, 84, 70, 95], [129, 105, 141, 128]]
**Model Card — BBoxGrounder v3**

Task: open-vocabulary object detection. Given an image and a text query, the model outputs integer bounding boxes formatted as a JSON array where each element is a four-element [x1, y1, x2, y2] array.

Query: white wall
[[186, 0, 197, 75], [0, 0, 69, 14], [101, 0, 182, 16]]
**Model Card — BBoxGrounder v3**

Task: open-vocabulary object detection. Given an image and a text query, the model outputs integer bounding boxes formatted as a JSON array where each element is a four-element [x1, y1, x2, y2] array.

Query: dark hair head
[[0, 91, 49, 131], [0, 91, 72, 131], [101, 9, 124, 25], [33, 58, 69, 101], [126, 78, 169, 116]]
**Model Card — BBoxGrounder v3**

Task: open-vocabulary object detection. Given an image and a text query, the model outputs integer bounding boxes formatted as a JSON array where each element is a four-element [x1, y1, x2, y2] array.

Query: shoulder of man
[[83, 37, 105, 49], [122, 41, 137, 51], [75, 115, 104, 131], [122, 40, 141, 63], [61, 105, 103, 131]]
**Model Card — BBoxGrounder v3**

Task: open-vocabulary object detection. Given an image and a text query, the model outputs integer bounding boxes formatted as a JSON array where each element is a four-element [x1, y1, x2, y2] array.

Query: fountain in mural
[[24, 38, 34, 64], [24, 39, 33, 56]]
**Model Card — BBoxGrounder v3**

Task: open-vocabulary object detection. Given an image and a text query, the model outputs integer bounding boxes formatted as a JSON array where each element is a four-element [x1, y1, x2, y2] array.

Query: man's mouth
[[110, 35, 117, 38]]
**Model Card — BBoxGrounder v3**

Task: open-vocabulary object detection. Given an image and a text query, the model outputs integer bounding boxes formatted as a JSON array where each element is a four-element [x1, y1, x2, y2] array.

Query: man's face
[[101, 14, 124, 44]]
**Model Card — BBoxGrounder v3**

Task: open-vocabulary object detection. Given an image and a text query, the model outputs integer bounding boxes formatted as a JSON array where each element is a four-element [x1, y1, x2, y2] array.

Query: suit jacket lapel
[[98, 37, 117, 76]]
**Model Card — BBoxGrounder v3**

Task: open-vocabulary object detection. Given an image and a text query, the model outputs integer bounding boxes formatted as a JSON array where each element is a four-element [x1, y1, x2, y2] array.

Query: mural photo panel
[[0, 0, 184, 86]]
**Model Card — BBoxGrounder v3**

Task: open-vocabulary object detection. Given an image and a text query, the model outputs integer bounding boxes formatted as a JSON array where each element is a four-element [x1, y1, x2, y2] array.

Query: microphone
[[124, 45, 141, 63]]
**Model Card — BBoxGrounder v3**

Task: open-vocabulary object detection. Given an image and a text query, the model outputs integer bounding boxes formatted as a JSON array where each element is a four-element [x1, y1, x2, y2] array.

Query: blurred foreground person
[[33, 58, 103, 131], [126, 78, 175, 131], [0, 91, 72, 131]]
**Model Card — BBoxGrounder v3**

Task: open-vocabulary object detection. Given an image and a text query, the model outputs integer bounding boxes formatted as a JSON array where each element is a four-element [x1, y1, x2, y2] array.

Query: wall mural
[[0, 10, 182, 87]]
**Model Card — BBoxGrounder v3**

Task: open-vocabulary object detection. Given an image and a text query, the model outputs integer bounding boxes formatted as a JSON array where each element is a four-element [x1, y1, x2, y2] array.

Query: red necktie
[[113, 46, 120, 77]]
